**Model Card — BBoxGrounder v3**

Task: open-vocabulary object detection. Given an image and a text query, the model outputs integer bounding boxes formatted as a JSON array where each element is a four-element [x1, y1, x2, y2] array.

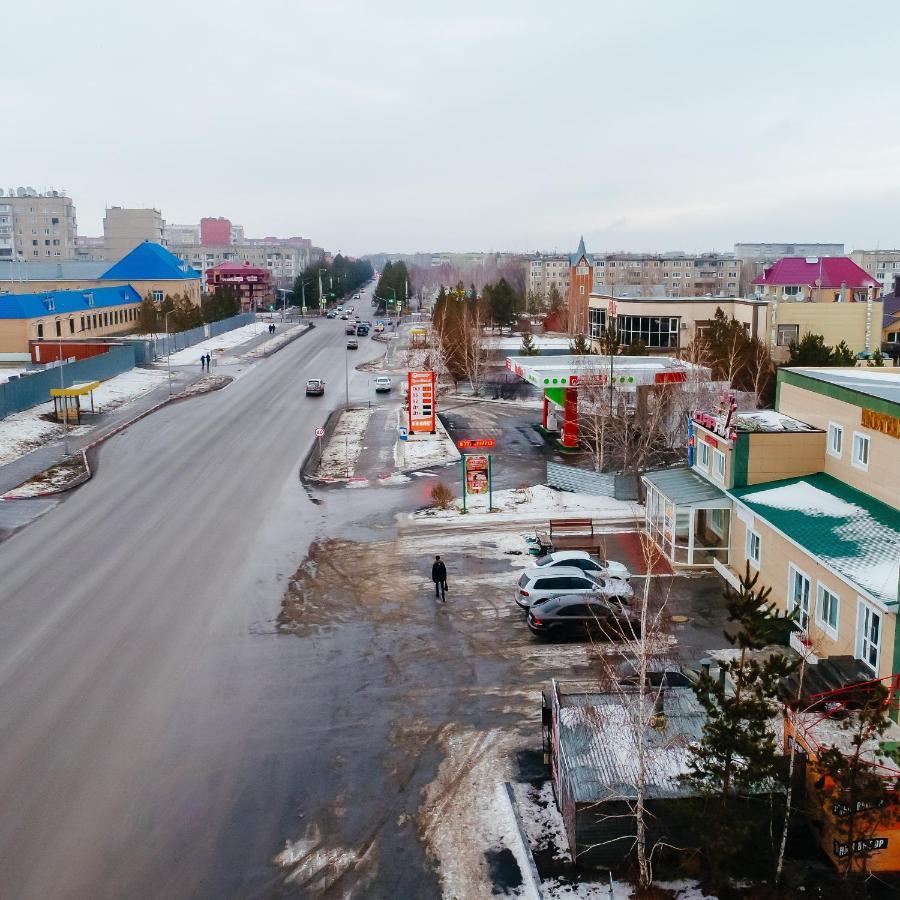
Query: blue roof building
[[0, 285, 140, 319], [100, 241, 199, 282]]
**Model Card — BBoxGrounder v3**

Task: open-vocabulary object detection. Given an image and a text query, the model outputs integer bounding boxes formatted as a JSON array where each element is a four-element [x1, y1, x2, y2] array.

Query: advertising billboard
[[408, 370, 436, 433]]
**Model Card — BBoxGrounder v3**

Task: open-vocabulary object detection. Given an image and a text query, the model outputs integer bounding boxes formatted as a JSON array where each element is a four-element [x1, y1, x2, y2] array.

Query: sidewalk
[[0, 367, 205, 495]]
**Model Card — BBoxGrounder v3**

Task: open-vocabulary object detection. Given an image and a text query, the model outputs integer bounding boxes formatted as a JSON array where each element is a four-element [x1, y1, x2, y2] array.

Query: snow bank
[[393, 411, 461, 471], [316, 407, 373, 479], [92, 368, 168, 411], [164, 322, 264, 365], [0, 368, 28, 384]]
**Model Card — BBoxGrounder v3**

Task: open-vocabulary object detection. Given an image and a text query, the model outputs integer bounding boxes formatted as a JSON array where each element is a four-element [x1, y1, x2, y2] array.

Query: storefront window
[[616, 315, 680, 348]]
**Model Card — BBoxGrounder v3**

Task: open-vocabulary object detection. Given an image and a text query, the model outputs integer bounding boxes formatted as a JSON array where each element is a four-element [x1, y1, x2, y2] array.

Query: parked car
[[374, 376, 392, 392], [514, 566, 632, 610], [533, 550, 630, 582], [347, 338, 359, 350], [305, 378, 325, 396], [526, 594, 639, 640], [340, 314, 349, 320]]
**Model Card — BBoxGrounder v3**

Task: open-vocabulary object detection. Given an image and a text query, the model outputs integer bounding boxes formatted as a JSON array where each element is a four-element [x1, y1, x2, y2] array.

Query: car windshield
[[517, 573, 530, 587], [532, 597, 560, 611]]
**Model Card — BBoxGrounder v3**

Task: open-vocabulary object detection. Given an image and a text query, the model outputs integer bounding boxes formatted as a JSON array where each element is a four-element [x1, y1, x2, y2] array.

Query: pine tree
[[683, 564, 798, 882], [868, 348, 885, 367], [569, 333, 591, 354], [789, 333, 834, 366], [830, 340, 857, 365], [138, 295, 158, 333], [519, 332, 540, 356]]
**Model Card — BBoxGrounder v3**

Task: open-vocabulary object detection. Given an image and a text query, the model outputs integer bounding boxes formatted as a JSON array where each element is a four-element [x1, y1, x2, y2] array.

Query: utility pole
[[58, 333, 69, 455], [344, 345, 349, 406]]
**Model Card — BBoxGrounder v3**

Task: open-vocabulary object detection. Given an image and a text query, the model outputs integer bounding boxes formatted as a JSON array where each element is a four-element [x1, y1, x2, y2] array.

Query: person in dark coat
[[431, 555, 447, 601]]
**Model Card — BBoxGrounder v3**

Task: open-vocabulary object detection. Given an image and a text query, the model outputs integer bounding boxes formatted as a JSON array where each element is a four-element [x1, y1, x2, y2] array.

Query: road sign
[[315, 427, 325, 437], [407, 371, 436, 434], [457, 438, 496, 450]]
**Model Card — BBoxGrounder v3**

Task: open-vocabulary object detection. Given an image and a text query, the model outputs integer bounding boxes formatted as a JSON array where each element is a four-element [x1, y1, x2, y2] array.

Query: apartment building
[[527, 254, 571, 301], [0, 188, 77, 260], [850, 249, 900, 297], [164, 224, 200, 245], [102, 207, 166, 262], [644, 367, 900, 684], [593, 252, 741, 298], [168, 240, 308, 287]]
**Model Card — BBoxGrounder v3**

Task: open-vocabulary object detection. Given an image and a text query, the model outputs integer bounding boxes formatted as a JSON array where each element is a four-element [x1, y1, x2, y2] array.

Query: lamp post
[[58, 332, 69, 455], [384, 286, 396, 320], [165, 310, 176, 397], [318, 268, 328, 315], [344, 342, 350, 407]]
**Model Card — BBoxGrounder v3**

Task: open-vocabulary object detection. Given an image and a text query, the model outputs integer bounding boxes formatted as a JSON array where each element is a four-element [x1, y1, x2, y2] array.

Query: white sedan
[[532, 550, 631, 582]]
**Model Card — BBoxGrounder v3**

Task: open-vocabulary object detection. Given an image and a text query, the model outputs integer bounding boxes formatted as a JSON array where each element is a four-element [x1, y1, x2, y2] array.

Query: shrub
[[430, 482, 453, 509]]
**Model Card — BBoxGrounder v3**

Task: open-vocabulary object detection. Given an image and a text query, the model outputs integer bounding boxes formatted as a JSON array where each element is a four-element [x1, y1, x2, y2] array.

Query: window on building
[[816, 585, 839, 637], [37, 322, 44, 338], [579, 285, 585, 295], [152, 290, 164, 302], [69, 319, 75, 334], [92, 314, 97, 329], [588, 307, 606, 341], [852, 432, 870, 470], [788, 565, 811, 632], [827, 422, 843, 458], [746, 530, 761, 568], [713, 449, 726, 482], [776, 324, 799, 346], [80, 316, 85, 331], [697, 440, 709, 469], [857, 601, 881, 672], [783, 285, 802, 296], [616, 315, 680, 348]]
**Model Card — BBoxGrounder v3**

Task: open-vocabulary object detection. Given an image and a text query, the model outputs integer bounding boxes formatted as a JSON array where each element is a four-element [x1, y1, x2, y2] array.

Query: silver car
[[514, 565, 632, 610]]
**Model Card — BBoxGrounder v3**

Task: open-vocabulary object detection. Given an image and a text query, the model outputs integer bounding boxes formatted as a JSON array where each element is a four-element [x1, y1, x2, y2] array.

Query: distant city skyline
[[5, 0, 900, 256]]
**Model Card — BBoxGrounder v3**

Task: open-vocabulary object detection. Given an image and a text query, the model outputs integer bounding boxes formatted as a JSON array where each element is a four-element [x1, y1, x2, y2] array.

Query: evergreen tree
[[868, 348, 885, 367], [830, 339, 857, 365], [548, 284, 564, 312], [789, 332, 833, 366], [484, 277, 517, 327], [623, 338, 647, 355], [138, 294, 158, 333], [599, 322, 619, 356], [569, 333, 591, 354], [683, 564, 798, 882], [519, 332, 540, 356]]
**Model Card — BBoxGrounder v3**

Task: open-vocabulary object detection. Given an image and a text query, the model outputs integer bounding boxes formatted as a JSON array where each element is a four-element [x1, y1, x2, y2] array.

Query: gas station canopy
[[505, 355, 694, 389]]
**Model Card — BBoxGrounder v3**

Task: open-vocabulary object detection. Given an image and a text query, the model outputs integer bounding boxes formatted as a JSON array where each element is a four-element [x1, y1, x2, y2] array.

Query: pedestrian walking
[[431, 555, 448, 602], [205, 352, 211, 369], [200, 355, 205, 370]]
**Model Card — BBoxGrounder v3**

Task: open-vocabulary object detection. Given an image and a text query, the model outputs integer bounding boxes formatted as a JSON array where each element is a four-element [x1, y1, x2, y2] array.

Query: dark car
[[345, 325, 356, 335], [305, 378, 325, 396], [526, 593, 639, 640], [326, 311, 337, 319], [356, 324, 369, 336]]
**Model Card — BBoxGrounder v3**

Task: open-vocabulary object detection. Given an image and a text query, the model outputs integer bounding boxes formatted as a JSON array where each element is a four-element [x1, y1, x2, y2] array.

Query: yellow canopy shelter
[[50, 380, 100, 423]]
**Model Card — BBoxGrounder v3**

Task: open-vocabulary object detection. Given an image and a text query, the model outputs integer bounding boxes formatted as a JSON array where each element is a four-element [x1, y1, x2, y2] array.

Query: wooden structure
[[49, 380, 99, 423]]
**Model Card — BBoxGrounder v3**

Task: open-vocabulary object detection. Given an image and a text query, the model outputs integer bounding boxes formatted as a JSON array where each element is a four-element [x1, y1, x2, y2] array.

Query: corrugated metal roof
[[731, 473, 900, 607], [783, 367, 900, 408], [0, 260, 108, 281], [642, 467, 727, 504], [752, 256, 879, 289], [100, 242, 199, 281], [557, 688, 706, 803], [0, 285, 141, 319]]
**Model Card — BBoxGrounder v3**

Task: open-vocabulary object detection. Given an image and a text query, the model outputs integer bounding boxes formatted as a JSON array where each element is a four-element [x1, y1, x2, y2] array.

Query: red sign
[[465, 455, 489, 495], [457, 439, 496, 449], [408, 370, 436, 433]]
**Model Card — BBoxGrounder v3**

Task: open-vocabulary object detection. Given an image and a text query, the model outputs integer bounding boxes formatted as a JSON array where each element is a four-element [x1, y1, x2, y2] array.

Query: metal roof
[[0, 260, 108, 281], [642, 467, 728, 505], [556, 686, 706, 803], [0, 285, 141, 319], [782, 367, 900, 408], [100, 242, 200, 282], [753, 256, 879, 289], [731, 473, 900, 607]]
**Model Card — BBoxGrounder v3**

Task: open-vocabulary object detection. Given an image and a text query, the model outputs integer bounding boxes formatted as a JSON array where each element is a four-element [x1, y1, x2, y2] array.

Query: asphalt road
[[0, 290, 396, 898]]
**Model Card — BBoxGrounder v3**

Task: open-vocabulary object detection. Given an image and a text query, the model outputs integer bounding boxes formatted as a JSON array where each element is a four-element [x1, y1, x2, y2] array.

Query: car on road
[[345, 325, 357, 335], [373, 323, 385, 333], [526, 594, 639, 640], [514, 566, 632, 610], [326, 311, 336, 319], [533, 550, 630, 582], [356, 324, 369, 336], [354, 293, 360, 299], [347, 338, 359, 350], [340, 313, 349, 320], [305, 378, 325, 396], [374, 376, 392, 392]]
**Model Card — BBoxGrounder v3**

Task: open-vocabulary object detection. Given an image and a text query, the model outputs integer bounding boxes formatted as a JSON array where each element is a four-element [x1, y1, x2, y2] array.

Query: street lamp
[[58, 331, 69, 455], [318, 268, 328, 315], [165, 310, 176, 397]]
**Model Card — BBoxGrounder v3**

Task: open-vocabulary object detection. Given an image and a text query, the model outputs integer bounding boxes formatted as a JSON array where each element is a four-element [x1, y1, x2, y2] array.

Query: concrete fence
[[547, 460, 638, 501], [0, 344, 137, 420], [145, 312, 255, 360]]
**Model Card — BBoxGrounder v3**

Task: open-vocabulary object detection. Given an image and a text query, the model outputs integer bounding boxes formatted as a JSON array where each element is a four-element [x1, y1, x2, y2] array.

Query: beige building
[[168, 241, 308, 287], [102, 207, 166, 262], [0, 188, 77, 261], [587, 293, 882, 363], [527, 254, 570, 301], [592, 252, 741, 298], [644, 367, 900, 683], [850, 249, 900, 297]]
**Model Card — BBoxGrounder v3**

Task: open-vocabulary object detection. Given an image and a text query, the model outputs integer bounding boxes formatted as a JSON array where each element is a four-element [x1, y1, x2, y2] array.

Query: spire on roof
[[576, 235, 586, 257]]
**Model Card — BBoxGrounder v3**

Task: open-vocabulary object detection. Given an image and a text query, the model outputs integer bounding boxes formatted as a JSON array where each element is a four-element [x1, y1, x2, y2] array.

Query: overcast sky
[[5, 0, 900, 256]]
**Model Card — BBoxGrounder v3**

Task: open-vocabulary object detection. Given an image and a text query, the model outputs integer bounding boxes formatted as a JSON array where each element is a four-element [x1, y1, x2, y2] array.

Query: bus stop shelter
[[50, 380, 99, 424]]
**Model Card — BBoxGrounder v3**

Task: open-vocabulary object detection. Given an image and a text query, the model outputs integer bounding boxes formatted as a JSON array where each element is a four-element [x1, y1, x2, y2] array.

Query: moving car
[[533, 550, 630, 582], [340, 314, 349, 320], [374, 376, 392, 392], [514, 566, 632, 610], [373, 323, 385, 333], [526, 594, 639, 640], [356, 324, 369, 336], [326, 311, 336, 319], [347, 338, 359, 350], [305, 378, 325, 396], [346, 325, 357, 335]]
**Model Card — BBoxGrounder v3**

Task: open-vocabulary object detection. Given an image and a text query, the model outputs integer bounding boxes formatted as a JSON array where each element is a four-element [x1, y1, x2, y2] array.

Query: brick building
[[205, 261, 273, 312]]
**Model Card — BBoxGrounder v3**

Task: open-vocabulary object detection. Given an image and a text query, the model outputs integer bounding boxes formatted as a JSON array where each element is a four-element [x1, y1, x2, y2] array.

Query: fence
[[547, 460, 638, 501], [145, 313, 255, 360], [0, 344, 137, 420]]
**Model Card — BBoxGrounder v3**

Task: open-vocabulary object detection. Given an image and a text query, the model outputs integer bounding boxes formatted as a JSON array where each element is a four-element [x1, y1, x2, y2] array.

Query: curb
[[1, 449, 91, 501], [502, 782, 544, 898], [243, 323, 313, 360]]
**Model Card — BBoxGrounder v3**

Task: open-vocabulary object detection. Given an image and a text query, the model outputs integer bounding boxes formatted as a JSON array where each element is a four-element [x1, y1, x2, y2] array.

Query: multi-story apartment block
[[102, 207, 166, 262], [850, 249, 900, 297], [0, 188, 77, 260], [527, 254, 570, 301], [168, 240, 309, 288], [643, 366, 900, 684], [592, 252, 741, 298], [164, 224, 200, 245]]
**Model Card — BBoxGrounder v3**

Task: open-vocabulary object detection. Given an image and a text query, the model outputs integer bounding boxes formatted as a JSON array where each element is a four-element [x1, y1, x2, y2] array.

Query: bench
[[549, 518, 594, 538]]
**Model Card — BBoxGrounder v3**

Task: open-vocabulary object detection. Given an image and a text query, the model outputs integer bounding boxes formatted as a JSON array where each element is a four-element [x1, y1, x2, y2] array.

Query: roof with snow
[[0, 285, 141, 319], [781, 367, 900, 408], [731, 473, 900, 608], [569, 235, 594, 267], [730, 410, 818, 433], [753, 256, 879, 289], [100, 242, 200, 282]]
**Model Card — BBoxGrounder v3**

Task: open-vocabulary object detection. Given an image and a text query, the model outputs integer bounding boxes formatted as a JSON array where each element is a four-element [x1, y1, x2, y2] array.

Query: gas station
[[505, 354, 701, 449]]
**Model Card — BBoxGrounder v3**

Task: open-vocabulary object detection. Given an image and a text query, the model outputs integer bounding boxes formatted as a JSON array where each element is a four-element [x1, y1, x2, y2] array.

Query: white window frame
[[826, 422, 843, 459], [851, 431, 870, 471], [712, 449, 726, 483], [856, 599, 881, 673], [745, 529, 761, 570], [788, 564, 811, 634], [815, 583, 840, 639], [697, 440, 710, 470]]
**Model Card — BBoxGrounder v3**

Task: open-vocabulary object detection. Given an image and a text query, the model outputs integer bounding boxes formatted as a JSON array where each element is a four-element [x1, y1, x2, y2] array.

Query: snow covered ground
[[315, 407, 373, 479], [242, 322, 311, 359], [487, 335, 572, 350], [0, 367, 169, 467], [415, 483, 643, 524], [0, 367, 28, 384], [164, 322, 265, 365], [393, 410, 461, 471]]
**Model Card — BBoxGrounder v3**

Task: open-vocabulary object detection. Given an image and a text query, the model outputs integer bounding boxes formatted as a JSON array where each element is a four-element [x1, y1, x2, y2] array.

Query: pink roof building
[[753, 256, 880, 290]]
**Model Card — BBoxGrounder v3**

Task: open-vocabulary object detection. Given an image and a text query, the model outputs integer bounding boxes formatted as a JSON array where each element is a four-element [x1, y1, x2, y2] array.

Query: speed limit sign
[[315, 427, 325, 437]]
